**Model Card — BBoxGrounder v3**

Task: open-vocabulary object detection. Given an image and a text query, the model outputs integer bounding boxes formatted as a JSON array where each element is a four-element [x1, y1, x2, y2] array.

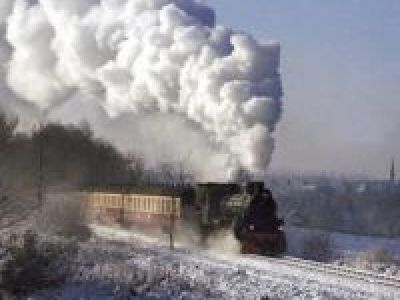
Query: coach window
[[177, 198, 180, 216]]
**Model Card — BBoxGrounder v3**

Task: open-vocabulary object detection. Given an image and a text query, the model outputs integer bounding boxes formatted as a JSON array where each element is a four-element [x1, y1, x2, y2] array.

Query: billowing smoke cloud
[[0, 0, 282, 181]]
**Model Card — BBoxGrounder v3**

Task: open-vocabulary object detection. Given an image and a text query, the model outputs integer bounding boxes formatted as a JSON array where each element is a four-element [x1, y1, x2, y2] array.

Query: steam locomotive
[[85, 181, 286, 256]]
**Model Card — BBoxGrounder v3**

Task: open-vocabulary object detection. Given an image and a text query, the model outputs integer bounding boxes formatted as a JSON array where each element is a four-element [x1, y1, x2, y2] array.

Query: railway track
[[262, 255, 400, 289], [93, 224, 400, 291]]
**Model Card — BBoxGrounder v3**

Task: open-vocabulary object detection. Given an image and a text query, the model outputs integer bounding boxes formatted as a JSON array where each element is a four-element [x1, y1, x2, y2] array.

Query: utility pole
[[120, 188, 125, 226], [37, 122, 44, 210], [169, 198, 176, 250]]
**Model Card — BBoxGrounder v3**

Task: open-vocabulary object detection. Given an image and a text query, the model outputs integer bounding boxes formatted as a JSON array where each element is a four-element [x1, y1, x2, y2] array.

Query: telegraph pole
[[169, 198, 176, 250], [37, 122, 44, 210]]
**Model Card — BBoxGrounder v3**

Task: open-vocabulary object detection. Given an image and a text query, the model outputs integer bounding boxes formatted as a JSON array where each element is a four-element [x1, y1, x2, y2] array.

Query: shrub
[[37, 194, 91, 241], [0, 231, 69, 296], [356, 247, 396, 268], [301, 232, 333, 262]]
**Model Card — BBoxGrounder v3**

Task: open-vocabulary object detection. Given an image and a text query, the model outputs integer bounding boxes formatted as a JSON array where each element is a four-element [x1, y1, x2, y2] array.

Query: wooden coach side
[[123, 194, 181, 218], [85, 192, 181, 221]]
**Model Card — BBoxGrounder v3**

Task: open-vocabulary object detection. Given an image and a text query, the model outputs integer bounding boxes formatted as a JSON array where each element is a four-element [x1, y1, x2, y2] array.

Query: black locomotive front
[[233, 182, 286, 256]]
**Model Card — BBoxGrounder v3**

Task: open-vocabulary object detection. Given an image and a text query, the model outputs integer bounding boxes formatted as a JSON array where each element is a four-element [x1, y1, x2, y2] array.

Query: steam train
[[84, 181, 286, 256]]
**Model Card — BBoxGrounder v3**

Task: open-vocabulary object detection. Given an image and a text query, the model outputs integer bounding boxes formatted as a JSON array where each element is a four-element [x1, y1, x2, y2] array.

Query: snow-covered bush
[[335, 247, 399, 275], [356, 247, 396, 268], [37, 194, 91, 241], [301, 232, 333, 262], [0, 231, 71, 296]]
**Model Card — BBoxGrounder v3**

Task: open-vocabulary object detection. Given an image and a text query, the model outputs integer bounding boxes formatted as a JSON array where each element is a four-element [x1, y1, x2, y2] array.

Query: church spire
[[390, 158, 395, 183]]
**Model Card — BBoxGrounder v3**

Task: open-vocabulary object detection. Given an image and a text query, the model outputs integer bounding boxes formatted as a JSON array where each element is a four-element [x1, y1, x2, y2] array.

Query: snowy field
[[1, 222, 400, 299], [286, 226, 400, 259]]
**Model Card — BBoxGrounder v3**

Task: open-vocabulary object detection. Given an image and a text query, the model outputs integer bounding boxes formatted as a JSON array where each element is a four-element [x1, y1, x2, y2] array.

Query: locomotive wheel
[[240, 239, 261, 255], [239, 231, 287, 256]]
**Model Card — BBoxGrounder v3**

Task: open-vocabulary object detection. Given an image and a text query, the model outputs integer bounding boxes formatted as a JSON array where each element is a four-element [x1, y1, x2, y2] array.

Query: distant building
[[301, 183, 317, 191], [356, 183, 367, 194]]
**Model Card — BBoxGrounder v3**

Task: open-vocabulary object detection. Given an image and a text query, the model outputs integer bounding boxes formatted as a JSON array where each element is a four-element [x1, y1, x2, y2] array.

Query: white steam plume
[[1, 0, 282, 180]]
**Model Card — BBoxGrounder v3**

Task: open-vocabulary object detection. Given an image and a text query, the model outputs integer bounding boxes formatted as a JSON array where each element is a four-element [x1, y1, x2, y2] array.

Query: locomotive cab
[[192, 183, 242, 240]]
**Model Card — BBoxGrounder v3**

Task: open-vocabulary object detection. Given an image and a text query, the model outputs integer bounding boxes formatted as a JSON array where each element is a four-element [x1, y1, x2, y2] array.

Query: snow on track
[[91, 225, 400, 299]]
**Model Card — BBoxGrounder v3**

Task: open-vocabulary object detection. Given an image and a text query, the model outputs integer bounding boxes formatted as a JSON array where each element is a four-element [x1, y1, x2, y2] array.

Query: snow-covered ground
[[1, 223, 400, 299]]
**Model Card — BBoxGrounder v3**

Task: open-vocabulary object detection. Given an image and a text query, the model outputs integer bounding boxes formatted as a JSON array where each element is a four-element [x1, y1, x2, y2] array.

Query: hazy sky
[[206, 0, 400, 178]]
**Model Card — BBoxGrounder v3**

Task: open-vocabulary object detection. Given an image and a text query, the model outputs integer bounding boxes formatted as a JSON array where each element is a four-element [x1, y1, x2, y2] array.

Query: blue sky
[[207, 0, 400, 177]]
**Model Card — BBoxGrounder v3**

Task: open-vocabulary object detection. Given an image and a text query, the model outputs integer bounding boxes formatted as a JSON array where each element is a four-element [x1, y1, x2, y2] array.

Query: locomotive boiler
[[84, 181, 286, 256]]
